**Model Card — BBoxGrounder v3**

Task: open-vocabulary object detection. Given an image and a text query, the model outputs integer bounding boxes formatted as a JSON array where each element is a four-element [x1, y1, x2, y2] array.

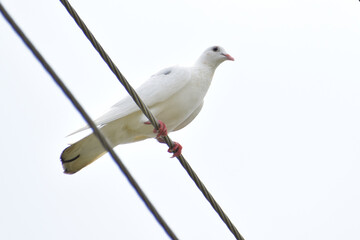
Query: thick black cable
[[0, 3, 178, 240], [58, 1, 245, 239]]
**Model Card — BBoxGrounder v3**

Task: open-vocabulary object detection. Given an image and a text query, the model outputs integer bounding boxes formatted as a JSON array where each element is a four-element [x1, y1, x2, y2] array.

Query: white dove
[[61, 46, 234, 174]]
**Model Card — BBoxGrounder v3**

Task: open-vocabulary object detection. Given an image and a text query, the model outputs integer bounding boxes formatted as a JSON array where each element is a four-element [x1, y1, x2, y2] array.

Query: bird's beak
[[223, 53, 235, 61]]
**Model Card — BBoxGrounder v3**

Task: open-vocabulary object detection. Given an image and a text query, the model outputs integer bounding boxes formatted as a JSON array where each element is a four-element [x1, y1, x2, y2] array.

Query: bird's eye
[[212, 46, 219, 52]]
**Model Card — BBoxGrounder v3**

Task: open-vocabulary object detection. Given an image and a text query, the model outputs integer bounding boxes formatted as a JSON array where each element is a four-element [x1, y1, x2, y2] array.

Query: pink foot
[[168, 142, 182, 158], [144, 120, 182, 157], [144, 120, 168, 138]]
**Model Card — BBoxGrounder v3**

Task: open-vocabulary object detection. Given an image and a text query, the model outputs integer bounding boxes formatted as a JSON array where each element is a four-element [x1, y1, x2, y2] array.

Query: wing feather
[[69, 66, 191, 135]]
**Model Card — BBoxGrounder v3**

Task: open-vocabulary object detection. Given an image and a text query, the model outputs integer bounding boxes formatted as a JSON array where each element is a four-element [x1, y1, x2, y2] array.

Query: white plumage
[[61, 46, 234, 174]]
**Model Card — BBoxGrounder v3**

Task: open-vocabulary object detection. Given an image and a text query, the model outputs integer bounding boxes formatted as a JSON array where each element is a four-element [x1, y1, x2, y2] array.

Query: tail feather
[[60, 114, 154, 174], [61, 133, 106, 174]]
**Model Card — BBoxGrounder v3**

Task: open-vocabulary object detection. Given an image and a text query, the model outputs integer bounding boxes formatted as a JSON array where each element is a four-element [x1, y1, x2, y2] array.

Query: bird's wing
[[69, 66, 191, 135]]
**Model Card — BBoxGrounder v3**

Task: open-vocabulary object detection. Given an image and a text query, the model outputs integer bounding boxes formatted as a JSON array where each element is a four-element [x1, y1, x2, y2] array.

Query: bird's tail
[[61, 133, 106, 174]]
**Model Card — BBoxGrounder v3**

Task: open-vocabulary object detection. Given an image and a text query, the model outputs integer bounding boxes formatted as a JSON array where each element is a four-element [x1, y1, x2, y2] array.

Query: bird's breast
[[153, 72, 213, 131]]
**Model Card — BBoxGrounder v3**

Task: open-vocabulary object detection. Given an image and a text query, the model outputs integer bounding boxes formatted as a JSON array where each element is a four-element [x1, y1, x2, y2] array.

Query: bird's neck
[[193, 62, 217, 81], [190, 64, 216, 95], [195, 55, 223, 69]]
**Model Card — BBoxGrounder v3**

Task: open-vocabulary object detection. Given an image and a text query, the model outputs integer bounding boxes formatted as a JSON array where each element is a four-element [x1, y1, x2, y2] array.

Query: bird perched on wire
[[61, 46, 234, 174]]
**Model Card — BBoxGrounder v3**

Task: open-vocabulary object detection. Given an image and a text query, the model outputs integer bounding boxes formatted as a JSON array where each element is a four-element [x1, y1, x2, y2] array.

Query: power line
[[0, 3, 178, 240], [58, 1, 245, 239]]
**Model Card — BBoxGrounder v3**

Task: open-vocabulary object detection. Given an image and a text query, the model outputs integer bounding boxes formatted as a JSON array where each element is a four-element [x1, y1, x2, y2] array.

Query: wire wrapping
[[0, 3, 178, 240], [58, 1, 245, 239]]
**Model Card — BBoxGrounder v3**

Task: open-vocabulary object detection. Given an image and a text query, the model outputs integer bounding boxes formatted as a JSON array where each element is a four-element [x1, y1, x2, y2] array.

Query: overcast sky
[[1, 0, 360, 239]]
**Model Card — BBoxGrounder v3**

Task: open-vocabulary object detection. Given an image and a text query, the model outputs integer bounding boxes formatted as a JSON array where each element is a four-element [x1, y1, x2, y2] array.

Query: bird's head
[[196, 46, 234, 68]]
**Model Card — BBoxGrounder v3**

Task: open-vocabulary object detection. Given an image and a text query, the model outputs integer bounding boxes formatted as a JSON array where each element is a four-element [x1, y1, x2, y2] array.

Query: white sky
[[1, 0, 360, 239]]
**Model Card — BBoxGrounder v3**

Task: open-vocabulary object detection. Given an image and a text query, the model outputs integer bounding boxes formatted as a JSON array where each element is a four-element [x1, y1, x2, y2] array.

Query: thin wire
[[58, 1, 245, 239], [0, 3, 178, 240]]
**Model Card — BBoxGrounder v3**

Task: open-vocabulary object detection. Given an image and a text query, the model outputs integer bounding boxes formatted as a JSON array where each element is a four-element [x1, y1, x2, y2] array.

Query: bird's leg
[[168, 142, 182, 158], [144, 120, 182, 157], [144, 120, 168, 138], [157, 137, 182, 158]]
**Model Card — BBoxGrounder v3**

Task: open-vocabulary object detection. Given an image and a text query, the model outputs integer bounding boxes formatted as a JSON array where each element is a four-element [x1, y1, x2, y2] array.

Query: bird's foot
[[144, 120, 181, 157], [144, 120, 168, 138], [156, 137, 182, 157], [168, 142, 182, 158]]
